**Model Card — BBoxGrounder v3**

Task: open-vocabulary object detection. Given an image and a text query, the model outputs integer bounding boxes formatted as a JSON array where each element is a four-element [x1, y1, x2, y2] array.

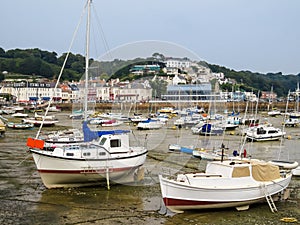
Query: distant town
[[0, 56, 299, 105]]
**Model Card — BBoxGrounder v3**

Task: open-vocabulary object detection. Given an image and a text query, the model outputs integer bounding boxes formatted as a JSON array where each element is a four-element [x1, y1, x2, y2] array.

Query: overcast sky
[[1, 0, 299, 75]]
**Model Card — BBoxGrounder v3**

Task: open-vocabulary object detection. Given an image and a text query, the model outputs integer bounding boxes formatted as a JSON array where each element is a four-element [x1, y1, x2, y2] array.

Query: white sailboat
[[26, 0, 148, 189]]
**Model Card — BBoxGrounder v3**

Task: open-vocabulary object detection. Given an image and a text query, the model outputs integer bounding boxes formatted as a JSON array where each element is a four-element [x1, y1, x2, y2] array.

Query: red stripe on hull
[[163, 197, 224, 206]]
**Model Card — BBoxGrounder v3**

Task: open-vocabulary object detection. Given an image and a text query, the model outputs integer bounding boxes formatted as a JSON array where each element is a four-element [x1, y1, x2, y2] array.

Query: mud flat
[[0, 112, 299, 224]]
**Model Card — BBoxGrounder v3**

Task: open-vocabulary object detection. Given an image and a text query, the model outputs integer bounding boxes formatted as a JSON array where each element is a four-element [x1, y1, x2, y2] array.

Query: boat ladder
[[262, 185, 277, 213]]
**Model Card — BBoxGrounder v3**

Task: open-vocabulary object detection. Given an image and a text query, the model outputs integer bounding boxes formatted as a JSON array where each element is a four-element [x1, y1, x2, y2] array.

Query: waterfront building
[[0, 80, 62, 103], [161, 83, 214, 102]]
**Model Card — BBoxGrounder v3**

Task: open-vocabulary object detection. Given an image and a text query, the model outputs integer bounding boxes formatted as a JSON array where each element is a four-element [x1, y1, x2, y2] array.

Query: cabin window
[[66, 153, 74, 156], [83, 152, 91, 156], [99, 137, 107, 146], [257, 128, 266, 134], [99, 152, 106, 156], [268, 130, 277, 134], [110, 139, 121, 148], [65, 146, 79, 150]]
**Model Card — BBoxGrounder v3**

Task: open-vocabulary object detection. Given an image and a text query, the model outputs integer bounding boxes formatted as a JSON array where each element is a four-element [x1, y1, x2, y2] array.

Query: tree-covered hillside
[[209, 64, 300, 97], [1, 47, 299, 97]]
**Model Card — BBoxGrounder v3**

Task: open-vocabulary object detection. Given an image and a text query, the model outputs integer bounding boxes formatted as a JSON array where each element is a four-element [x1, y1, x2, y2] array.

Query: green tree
[[149, 79, 167, 98]]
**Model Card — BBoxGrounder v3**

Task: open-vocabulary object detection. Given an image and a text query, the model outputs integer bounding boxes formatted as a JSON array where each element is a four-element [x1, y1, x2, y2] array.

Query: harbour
[[0, 110, 299, 225], [0, 1, 300, 224]]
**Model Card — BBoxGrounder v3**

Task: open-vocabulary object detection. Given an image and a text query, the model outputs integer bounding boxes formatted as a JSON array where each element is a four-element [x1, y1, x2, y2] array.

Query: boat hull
[[7, 122, 34, 129], [22, 118, 58, 126], [246, 134, 283, 142], [30, 149, 147, 188], [159, 173, 292, 213], [292, 166, 300, 176]]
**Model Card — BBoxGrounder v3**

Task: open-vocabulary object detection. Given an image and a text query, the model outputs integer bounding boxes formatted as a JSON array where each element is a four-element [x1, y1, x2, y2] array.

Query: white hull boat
[[245, 124, 285, 142], [137, 119, 164, 130], [284, 118, 299, 127], [268, 110, 281, 117], [268, 160, 299, 170], [48, 106, 61, 112], [101, 119, 123, 127], [26, 0, 148, 189], [7, 122, 34, 129], [168, 144, 181, 152], [159, 160, 292, 213], [11, 112, 28, 118], [35, 112, 56, 120], [22, 118, 59, 126], [292, 166, 300, 176], [130, 115, 148, 123], [27, 129, 147, 188]]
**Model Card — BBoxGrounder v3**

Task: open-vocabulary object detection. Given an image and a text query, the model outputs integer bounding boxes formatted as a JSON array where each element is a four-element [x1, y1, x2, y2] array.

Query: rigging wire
[[35, 1, 88, 139], [277, 90, 290, 160]]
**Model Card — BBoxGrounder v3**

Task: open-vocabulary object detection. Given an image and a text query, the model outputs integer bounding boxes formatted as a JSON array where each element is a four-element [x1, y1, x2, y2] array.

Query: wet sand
[[0, 111, 299, 224]]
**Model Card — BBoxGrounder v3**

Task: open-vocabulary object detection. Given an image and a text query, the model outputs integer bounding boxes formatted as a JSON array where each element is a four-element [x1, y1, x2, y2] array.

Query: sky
[[1, 0, 300, 75]]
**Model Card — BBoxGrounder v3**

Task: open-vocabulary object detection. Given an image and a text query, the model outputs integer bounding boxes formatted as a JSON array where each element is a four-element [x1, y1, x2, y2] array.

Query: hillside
[[1, 47, 299, 97]]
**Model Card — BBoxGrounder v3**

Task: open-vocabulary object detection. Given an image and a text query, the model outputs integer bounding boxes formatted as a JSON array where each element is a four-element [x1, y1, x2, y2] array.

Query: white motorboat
[[129, 115, 148, 123], [168, 143, 181, 152], [89, 118, 110, 125], [11, 112, 28, 118], [159, 160, 292, 213], [245, 124, 285, 142], [284, 118, 299, 127], [7, 122, 34, 129], [289, 111, 300, 118], [22, 117, 59, 127], [27, 127, 147, 188], [136, 119, 164, 130], [100, 119, 123, 127], [1, 106, 16, 114], [267, 109, 281, 117], [35, 112, 56, 120], [48, 105, 61, 112], [219, 121, 239, 131]]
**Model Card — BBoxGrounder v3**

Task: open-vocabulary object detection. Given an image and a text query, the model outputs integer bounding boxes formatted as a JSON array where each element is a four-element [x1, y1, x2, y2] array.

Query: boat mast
[[84, 0, 91, 121]]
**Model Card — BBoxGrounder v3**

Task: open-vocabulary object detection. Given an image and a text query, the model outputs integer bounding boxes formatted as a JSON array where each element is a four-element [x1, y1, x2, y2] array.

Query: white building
[[164, 57, 191, 69], [1, 80, 62, 102], [113, 82, 152, 102], [172, 74, 187, 85]]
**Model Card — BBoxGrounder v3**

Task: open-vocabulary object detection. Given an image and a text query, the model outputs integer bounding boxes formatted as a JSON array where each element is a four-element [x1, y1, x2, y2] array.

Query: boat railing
[[192, 174, 222, 178]]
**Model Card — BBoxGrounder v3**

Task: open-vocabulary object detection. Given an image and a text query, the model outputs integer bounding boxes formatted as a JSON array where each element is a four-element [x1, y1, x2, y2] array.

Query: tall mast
[[84, 0, 91, 121]]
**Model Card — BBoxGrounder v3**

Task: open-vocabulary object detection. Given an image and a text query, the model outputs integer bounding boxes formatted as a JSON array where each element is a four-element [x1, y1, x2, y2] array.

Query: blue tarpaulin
[[82, 121, 130, 142]]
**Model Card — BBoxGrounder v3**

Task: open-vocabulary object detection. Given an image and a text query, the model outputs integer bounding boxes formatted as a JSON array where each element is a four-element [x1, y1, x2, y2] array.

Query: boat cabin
[[98, 133, 130, 153], [205, 161, 281, 181]]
